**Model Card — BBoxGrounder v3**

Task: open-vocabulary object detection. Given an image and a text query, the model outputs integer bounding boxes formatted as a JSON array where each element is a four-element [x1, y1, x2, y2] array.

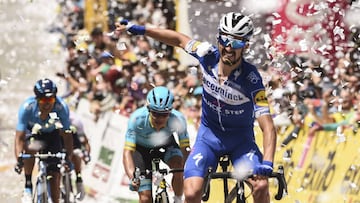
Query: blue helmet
[[146, 86, 174, 112], [33, 78, 57, 98]]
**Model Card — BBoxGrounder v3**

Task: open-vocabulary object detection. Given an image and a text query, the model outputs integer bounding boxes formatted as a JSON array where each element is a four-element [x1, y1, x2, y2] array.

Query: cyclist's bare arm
[[61, 130, 74, 158], [257, 115, 277, 163], [14, 130, 26, 157], [83, 135, 91, 153], [123, 149, 136, 179], [145, 27, 191, 49], [115, 23, 191, 49], [181, 146, 190, 162]]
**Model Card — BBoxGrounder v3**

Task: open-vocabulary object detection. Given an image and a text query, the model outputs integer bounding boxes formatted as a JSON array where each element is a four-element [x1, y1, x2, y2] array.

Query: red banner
[[271, 0, 350, 70]]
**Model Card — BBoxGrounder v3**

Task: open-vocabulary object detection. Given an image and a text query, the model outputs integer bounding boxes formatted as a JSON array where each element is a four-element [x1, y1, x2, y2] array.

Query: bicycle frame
[[35, 158, 52, 203], [202, 155, 288, 203], [60, 164, 76, 203], [134, 157, 184, 203], [19, 152, 66, 203], [152, 158, 169, 203]]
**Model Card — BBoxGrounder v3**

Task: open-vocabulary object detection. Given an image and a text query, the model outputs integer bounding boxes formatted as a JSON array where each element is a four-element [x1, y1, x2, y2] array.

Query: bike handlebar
[[202, 165, 288, 201], [15, 152, 67, 174], [271, 167, 288, 200], [18, 152, 67, 160], [134, 167, 184, 179]]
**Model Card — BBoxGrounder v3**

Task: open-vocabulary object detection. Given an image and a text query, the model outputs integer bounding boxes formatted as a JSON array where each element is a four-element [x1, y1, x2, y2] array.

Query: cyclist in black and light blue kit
[[123, 86, 190, 203], [116, 12, 277, 203], [14, 78, 73, 203]]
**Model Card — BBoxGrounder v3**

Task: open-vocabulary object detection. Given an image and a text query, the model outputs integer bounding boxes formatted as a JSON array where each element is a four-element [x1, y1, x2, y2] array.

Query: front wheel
[[61, 172, 72, 203], [34, 176, 50, 203], [154, 190, 169, 203]]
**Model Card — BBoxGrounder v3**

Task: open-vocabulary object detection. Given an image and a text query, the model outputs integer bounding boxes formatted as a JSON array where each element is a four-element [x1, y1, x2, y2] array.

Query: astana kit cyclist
[[123, 86, 190, 203], [116, 12, 277, 203], [14, 78, 73, 203]]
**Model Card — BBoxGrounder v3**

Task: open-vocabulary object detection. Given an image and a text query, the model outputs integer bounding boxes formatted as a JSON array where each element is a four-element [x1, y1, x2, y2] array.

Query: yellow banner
[[268, 118, 360, 203], [207, 118, 360, 203]]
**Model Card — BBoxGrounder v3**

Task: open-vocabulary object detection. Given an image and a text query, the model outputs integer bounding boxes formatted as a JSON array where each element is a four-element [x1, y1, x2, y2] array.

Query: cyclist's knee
[[253, 179, 269, 190], [252, 179, 270, 201], [184, 177, 203, 202], [139, 190, 152, 203], [167, 156, 184, 168]]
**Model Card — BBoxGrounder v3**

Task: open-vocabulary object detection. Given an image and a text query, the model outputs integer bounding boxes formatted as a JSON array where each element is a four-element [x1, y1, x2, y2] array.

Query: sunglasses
[[150, 111, 170, 118], [37, 97, 56, 104], [218, 34, 247, 49]]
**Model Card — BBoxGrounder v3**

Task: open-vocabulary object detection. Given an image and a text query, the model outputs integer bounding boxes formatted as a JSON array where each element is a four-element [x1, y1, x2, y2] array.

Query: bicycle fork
[[37, 161, 53, 203], [154, 179, 169, 203]]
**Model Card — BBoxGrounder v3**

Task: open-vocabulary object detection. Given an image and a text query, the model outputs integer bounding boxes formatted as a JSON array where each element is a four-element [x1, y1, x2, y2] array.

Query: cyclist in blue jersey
[[14, 78, 73, 203], [116, 12, 277, 203], [123, 86, 190, 203]]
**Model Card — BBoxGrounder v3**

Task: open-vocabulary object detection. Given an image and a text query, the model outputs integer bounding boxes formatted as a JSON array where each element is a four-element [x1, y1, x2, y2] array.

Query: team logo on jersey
[[247, 71, 260, 84], [254, 90, 268, 107], [192, 41, 202, 52], [202, 73, 249, 105]]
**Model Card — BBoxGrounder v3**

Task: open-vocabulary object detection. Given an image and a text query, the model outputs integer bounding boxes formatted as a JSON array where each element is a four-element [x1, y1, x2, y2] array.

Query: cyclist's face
[[37, 97, 55, 113], [217, 33, 246, 66], [149, 111, 170, 129]]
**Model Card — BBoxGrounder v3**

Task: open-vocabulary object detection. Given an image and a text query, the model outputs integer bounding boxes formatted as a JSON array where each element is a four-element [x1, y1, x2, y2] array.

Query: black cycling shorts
[[28, 130, 63, 172], [133, 137, 181, 179]]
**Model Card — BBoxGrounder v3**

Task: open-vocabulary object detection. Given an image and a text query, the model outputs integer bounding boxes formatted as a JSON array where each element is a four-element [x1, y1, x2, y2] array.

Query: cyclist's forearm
[[262, 128, 277, 162], [82, 135, 91, 152], [145, 27, 191, 49], [14, 131, 25, 158], [258, 115, 277, 162], [181, 147, 190, 163], [123, 150, 136, 179], [62, 131, 73, 157]]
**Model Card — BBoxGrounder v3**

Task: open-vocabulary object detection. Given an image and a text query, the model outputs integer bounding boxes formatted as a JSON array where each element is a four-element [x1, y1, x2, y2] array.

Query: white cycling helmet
[[219, 12, 254, 39]]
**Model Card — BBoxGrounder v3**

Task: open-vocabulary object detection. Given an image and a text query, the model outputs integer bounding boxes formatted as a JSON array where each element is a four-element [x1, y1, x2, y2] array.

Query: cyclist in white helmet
[[116, 12, 277, 203], [123, 86, 190, 203]]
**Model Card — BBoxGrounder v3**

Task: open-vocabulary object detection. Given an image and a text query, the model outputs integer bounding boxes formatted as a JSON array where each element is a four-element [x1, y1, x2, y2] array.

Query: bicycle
[[202, 155, 288, 203], [60, 147, 91, 203], [134, 157, 184, 203], [17, 152, 66, 203], [60, 158, 76, 203]]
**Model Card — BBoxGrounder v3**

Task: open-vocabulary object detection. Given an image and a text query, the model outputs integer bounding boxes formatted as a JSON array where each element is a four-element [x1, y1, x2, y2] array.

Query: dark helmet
[[33, 78, 57, 98], [146, 86, 174, 112]]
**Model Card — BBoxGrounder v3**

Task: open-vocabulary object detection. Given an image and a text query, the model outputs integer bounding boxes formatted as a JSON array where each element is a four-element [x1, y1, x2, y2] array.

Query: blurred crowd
[[52, 0, 202, 128], [52, 0, 360, 142]]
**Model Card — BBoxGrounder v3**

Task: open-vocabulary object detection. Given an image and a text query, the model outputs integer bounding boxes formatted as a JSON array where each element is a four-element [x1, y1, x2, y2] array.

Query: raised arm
[[114, 20, 191, 49]]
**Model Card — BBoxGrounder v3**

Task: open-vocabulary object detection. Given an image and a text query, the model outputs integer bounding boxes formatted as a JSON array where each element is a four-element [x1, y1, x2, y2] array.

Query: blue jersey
[[16, 96, 71, 134], [185, 40, 270, 137], [183, 40, 271, 178], [124, 106, 190, 150]]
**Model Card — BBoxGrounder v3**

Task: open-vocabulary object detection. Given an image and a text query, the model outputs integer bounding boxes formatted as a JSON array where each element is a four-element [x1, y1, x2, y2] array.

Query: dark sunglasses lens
[[38, 97, 55, 104], [151, 111, 169, 117], [218, 35, 246, 49]]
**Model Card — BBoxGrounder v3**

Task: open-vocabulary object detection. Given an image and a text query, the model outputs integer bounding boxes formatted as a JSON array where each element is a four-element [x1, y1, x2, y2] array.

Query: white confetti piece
[[272, 19, 282, 26], [296, 81, 304, 87]]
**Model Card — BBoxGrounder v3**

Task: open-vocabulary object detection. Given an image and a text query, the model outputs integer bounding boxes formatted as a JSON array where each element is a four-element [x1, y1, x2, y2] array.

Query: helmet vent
[[164, 90, 170, 107], [152, 90, 157, 105]]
